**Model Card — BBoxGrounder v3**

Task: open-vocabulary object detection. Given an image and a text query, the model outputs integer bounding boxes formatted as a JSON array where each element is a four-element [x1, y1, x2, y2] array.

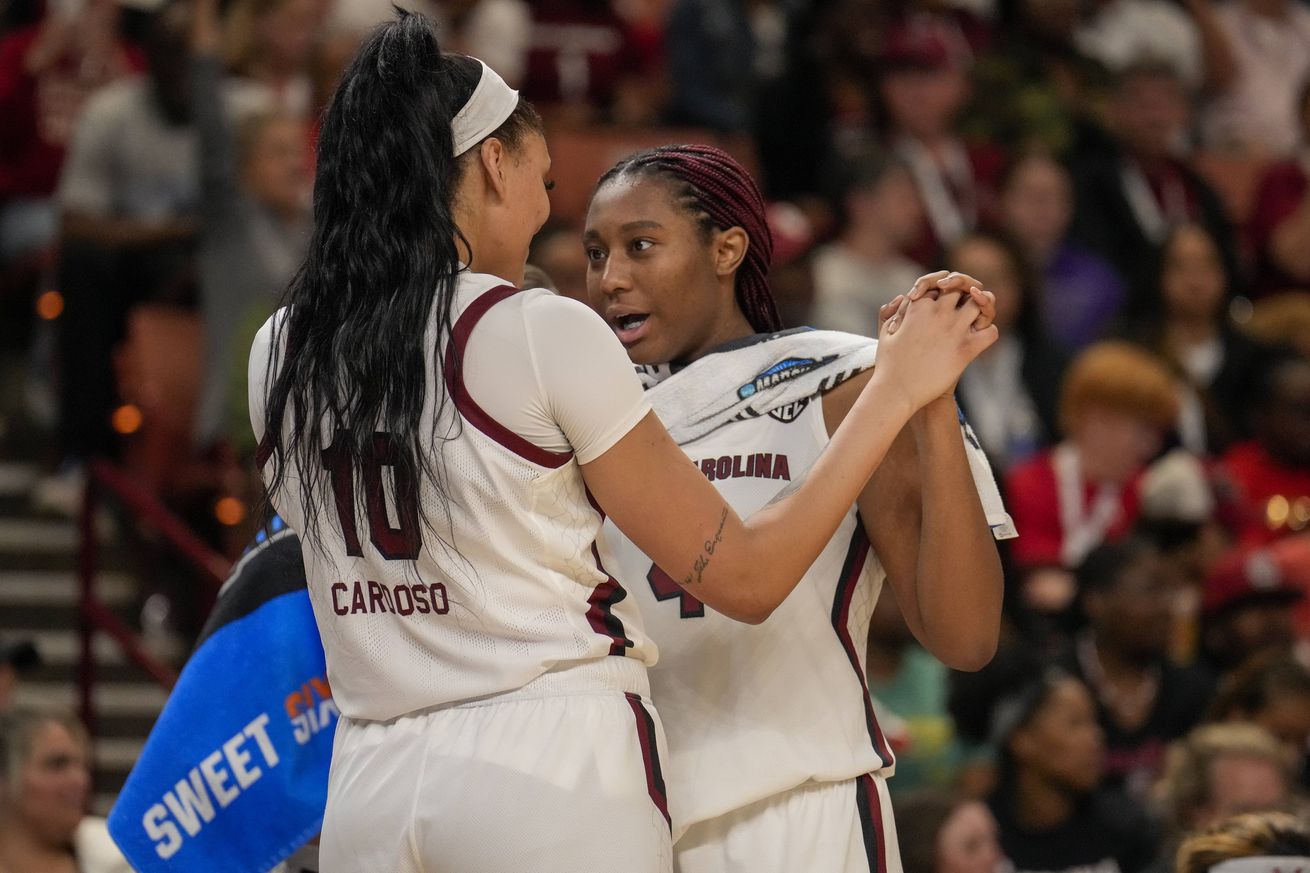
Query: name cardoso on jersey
[[328, 579, 451, 616]]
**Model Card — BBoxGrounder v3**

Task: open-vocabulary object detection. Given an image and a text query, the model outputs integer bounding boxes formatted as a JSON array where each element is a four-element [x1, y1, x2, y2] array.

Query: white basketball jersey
[[251, 273, 655, 722], [603, 395, 894, 838]]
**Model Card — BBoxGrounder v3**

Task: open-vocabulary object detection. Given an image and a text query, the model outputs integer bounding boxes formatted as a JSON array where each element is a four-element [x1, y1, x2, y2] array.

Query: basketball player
[[249, 17, 996, 873], [584, 145, 1007, 872]]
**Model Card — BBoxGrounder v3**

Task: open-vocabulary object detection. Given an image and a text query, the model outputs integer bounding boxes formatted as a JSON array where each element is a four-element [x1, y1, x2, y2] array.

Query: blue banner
[[108, 523, 335, 872]]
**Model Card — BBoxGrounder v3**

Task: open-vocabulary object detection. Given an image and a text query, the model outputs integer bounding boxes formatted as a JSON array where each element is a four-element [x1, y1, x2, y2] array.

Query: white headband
[[451, 60, 519, 157], [1211, 858, 1310, 873]]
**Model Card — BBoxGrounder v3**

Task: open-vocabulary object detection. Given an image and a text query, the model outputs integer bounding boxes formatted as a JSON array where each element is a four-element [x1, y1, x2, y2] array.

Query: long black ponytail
[[259, 12, 540, 552]]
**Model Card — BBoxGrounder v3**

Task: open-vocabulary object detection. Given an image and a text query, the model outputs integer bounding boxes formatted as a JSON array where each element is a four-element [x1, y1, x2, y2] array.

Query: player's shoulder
[[250, 307, 290, 358], [459, 272, 594, 319], [519, 286, 592, 315], [248, 307, 293, 396], [518, 287, 611, 338]]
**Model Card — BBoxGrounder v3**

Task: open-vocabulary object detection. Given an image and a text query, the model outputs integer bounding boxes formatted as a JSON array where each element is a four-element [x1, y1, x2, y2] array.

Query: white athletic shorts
[[674, 774, 902, 873], [319, 658, 673, 873]]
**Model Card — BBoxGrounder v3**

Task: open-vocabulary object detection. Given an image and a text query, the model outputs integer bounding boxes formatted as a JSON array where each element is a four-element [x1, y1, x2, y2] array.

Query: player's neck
[[466, 253, 524, 287], [453, 186, 527, 288], [679, 308, 757, 365], [458, 223, 525, 287]]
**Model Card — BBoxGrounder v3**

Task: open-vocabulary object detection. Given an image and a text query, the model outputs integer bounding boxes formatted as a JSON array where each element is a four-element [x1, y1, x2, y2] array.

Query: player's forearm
[[906, 399, 1002, 671]]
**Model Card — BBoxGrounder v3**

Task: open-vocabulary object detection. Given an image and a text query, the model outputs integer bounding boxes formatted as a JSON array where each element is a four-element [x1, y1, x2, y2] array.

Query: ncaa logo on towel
[[738, 356, 834, 400], [768, 398, 810, 423]]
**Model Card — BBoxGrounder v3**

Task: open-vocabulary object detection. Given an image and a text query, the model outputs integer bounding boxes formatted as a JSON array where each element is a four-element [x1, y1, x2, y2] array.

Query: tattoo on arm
[[683, 508, 728, 587], [764, 463, 809, 509]]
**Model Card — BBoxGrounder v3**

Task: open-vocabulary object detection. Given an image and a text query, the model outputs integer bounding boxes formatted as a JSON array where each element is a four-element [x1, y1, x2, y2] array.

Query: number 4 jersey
[[602, 367, 895, 841], [248, 271, 658, 722]]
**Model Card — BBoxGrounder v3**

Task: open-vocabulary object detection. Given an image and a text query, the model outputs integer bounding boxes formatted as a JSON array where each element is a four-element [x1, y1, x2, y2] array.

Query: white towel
[[639, 328, 1017, 540]]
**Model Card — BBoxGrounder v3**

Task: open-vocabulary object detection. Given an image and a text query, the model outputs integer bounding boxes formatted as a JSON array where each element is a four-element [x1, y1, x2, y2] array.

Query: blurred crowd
[[2, 0, 1310, 871]]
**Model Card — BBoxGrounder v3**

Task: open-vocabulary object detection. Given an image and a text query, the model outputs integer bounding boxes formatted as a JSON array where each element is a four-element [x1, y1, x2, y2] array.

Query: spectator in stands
[[1004, 342, 1178, 614], [1126, 223, 1284, 456], [964, 0, 1109, 156], [1208, 655, 1310, 781], [1073, 0, 1205, 91], [997, 152, 1125, 352], [667, 0, 825, 198], [0, 639, 37, 715], [879, 18, 1004, 265], [1150, 723, 1299, 873], [951, 228, 1067, 472], [432, 0, 532, 88], [813, 0, 891, 164], [221, 0, 322, 119], [1156, 723, 1295, 844], [1135, 450, 1229, 665], [191, 0, 310, 451], [1197, 0, 1310, 159], [47, 1, 199, 486], [666, 0, 775, 133], [1200, 548, 1305, 673], [0, 0, 143, 266], [1248, 82, 1310, 297], [894, 790, 1006, 873], [1070, 538, 1216, 801], [323, 0, 435, 46], [885, 0, 995, 55], [528, 222, 587, 303], [0, 709, 131, 872], [809, 150, 924, 334], [1069, 61, 1238, 302], [522, 0, 647, 124], [1245, 293, 1310, 360], [1215, 357, 1310, 546], [985, 663, 1159, 873], [1177, 811, 1310, 873]]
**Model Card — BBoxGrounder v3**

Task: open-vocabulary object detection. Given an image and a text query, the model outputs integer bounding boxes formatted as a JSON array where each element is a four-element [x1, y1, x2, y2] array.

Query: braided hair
[[595, 144, 783, 333]]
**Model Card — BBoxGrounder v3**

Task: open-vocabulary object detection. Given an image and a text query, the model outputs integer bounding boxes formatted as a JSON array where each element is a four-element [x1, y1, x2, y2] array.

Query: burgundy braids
[[597, 144, 783, 333]]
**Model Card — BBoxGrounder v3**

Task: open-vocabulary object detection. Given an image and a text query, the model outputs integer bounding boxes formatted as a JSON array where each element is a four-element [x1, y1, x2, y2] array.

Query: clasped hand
[[872, 271, 999, 410]]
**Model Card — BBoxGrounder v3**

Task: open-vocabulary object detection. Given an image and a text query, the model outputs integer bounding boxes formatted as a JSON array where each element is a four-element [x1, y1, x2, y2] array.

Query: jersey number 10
[[321, 431, 422, 560]]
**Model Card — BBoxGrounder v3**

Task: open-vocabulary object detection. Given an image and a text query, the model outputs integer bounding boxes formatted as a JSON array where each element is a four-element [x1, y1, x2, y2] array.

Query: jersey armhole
[[519, 293, 650, 466], [445, 286, 574, 469]]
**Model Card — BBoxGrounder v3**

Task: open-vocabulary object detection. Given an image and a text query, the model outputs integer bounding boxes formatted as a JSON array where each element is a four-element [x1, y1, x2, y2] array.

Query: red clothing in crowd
[[901, 141, 1006, 268], [0, 24, 144, 199], [1005, 448, 1144, 570], [1216, 440, 1310, 546], [1248, 160, 1310, 297], [521, 0, 640, 109]]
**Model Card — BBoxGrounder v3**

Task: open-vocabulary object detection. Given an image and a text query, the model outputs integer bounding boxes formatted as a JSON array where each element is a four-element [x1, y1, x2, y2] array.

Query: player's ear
[[713, 227, 749, 280], [479, 137, 510, 201]]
